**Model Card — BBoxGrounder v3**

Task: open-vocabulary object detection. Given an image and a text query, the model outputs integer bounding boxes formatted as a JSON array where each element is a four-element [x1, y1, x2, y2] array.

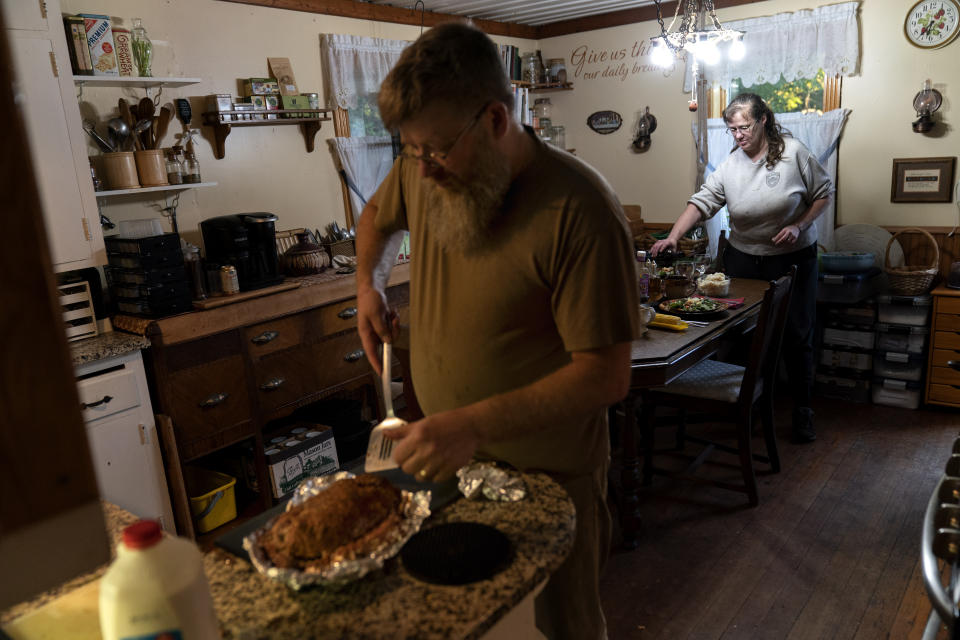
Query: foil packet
[[243, 471, 431, 589], [456, 462, 527, 502]]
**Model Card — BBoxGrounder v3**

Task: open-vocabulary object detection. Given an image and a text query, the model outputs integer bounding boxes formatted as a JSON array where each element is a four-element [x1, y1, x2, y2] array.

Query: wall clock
[[904, 0, 960, 49]]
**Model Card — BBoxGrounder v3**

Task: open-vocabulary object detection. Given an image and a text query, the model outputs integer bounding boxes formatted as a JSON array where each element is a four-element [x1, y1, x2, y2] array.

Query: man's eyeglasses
[[726, 121, 758, 135], [400, 102, 490, 167]]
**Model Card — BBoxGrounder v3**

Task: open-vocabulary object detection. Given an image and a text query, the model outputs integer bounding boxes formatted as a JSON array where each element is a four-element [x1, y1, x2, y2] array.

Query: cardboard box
[[265, 425, 339, 498], [281, 94, 310, 118], [268, 58, 299, 96], [64, 16, 92, 75], [243, 77, 279, 97], [111, 28, 134, 77], [264, 95, 280, 119], [80, 14, 119, 76]]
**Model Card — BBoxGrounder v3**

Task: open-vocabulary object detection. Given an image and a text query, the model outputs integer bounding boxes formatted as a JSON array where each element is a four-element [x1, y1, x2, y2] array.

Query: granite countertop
[[70, 332, 150, 367], [206, 471, 575, 640]]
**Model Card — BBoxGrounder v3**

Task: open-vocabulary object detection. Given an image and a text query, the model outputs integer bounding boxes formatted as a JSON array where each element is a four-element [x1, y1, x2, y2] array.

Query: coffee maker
[[200, 213, 284, 291]]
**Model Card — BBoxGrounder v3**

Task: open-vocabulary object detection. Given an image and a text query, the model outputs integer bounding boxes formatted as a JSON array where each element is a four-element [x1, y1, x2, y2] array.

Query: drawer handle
[[81, 395, 113, 410], [949, 361, 960, 372], [252, 330, 279, 345], [344, 349, 364, 362], [199, 392, 228, 408], [260, 376, 286, 391], [338, 307, 358, 319]]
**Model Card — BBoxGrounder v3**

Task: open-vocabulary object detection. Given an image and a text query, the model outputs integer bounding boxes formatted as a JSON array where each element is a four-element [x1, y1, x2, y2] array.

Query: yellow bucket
[[186, 468, 237, 533]]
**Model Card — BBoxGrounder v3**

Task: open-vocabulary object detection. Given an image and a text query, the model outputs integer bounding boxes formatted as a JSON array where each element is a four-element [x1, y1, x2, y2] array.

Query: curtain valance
[[320, 34, 409, 109]]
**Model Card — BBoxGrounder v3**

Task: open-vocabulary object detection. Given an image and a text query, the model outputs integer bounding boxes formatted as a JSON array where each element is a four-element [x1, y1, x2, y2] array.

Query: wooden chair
[[639, 266, 796, 506]]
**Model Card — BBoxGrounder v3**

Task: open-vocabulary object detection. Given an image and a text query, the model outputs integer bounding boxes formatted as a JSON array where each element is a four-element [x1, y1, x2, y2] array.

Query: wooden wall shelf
[[201, 109, 333, 159], [512, 81, 574, 93]]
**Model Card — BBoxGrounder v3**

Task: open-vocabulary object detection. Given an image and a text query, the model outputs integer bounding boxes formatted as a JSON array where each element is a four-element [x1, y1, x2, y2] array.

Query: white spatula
[[364, 342, 407, 472]]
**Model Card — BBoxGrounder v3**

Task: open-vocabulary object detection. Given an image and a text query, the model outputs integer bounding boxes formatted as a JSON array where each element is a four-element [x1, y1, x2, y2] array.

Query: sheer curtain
[[320, 34, 408, 223], [683, 1, 860, 92], [695, 109, 850, 258]]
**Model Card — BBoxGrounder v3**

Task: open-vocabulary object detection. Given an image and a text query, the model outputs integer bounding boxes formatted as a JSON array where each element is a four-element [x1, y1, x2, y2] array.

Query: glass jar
[[182, 151, 200, 184], [520, 52, 540, 84], [546, 58, 567, 84], [534, 98, 552, 121], [131, 18, 153, 77], [553, 125, 566, 150], [165, 151, 183, 185]]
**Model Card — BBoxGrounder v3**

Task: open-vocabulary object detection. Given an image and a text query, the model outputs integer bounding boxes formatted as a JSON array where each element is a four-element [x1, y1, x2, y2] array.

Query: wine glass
[[694, 255, 711, 278]]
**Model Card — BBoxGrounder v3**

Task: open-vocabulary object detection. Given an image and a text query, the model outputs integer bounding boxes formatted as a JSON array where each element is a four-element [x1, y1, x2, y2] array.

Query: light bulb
[[729, 39, 746, 61], [700, 43, 720, 65], [651, 40, 674, 68]]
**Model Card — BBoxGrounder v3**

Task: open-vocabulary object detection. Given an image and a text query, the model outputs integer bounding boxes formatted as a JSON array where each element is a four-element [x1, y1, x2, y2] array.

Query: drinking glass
[[675, 261, 694, 281], [694, 255, 711, 278]]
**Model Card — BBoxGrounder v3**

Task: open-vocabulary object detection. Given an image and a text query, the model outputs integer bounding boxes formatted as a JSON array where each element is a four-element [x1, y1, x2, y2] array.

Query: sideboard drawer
[[314, 298, 359, 337], [934, 331, 960, 351], [929, 383, 960, 406], [252, 346, 315, 412], [935, 314, 960, 332], [244, 314, 309, 358], [939, 297, 960, 315], [77, 364, 141, 422], [166, 354, 253, 454], [312, 331, 369, 390]]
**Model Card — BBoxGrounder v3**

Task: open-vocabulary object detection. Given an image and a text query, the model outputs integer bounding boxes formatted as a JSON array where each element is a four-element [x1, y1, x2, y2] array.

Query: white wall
[[64, 0, 958, 247], [540, 0, 959, 228], [62, 0, 535, 246]]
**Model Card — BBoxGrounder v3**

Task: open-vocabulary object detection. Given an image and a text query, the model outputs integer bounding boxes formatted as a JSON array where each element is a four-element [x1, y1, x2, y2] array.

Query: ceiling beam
[[217, 0, 539, 39], [536, 0, 771, 38]]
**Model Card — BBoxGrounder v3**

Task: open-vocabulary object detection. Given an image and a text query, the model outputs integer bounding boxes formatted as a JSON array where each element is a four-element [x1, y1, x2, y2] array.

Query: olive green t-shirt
[[373, 130, 640, 477]]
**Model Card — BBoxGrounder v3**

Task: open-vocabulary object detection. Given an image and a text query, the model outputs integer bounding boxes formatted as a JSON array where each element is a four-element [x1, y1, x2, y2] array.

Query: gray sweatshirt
[[688, 137, 833, 256]]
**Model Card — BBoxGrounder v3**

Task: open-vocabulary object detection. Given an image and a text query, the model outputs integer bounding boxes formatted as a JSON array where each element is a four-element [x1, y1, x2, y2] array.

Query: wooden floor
[[601, 394, 959, 639]]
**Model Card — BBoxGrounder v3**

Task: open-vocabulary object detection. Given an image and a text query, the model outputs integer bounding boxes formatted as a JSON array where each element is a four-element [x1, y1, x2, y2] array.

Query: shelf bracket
[[301, 120, 322, 152], [212, 123, 231, 160]]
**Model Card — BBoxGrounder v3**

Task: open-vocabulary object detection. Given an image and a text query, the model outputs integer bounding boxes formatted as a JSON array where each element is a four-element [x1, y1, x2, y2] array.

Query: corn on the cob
[[654, 313, 683, 325]]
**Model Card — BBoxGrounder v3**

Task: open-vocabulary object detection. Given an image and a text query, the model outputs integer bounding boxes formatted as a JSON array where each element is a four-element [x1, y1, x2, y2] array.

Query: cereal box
[[242, 77, 279, 97], [80, 14, 119, 76], [111, 28, 134, 77]]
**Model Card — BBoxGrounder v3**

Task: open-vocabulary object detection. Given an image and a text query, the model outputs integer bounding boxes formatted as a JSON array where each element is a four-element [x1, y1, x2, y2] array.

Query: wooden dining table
[[617, 277, 772, 548]]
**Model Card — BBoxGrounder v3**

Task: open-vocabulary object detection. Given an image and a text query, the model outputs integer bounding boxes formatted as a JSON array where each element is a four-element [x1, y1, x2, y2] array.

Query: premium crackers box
[[111, 28, 134, 76], [80, 14, 119, 76]]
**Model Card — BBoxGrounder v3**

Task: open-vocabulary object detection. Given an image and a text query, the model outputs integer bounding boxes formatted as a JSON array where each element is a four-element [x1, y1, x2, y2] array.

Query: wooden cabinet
[[76, 350, 175, 531], [3, 0, 106, 270], [144, 267, 410, 540], [925, 287, 960, 407]]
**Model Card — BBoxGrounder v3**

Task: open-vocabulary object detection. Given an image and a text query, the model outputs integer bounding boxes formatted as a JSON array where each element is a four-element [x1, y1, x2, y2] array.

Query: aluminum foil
[[242, 471, 431, 590], [456, 462, 527, 502]]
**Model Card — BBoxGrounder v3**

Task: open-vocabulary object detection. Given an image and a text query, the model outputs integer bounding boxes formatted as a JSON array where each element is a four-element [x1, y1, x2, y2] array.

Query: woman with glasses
[[651, 93, 832, 444]]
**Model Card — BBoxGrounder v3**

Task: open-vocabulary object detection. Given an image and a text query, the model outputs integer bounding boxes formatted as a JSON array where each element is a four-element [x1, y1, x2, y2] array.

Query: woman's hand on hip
[[772, 224, 802, 246]]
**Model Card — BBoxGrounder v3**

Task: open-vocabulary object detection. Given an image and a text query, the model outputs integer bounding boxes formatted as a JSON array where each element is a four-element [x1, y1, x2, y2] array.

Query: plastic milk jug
[[99, 520, 220, 639]]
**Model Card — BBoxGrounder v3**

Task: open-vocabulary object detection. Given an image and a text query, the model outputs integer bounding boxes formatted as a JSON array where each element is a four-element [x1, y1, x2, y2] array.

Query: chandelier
[[649, 0, 745, 109]]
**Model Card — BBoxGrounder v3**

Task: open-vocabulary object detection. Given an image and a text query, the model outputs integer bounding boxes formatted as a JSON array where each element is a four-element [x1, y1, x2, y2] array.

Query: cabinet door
[[7, 31, 104, 269], [1, 0, 48, 32], [85, 413, 174, 531]]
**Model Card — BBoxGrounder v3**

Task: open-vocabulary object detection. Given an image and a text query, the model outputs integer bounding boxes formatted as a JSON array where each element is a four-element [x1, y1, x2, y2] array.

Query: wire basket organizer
[[884, 227, 939, 296]]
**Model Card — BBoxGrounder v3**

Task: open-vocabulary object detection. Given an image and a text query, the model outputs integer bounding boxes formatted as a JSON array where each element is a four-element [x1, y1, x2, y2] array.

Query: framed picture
[[891, 156, 956, 202]]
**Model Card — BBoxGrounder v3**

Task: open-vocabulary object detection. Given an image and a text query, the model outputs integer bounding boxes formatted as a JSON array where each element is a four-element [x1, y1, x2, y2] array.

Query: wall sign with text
[[891, 157, 957, 202], [587, 111, 623, 134]]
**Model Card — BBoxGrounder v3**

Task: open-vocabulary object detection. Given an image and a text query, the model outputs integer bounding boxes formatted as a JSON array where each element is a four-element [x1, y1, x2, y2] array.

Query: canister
[[102, 151, 140, 189], [220, 265, 239, 295]]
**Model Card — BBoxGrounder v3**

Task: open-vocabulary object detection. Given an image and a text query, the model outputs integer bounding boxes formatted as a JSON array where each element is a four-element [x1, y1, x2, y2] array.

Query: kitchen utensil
[[364, 342, 407, 473], [106, 117, 131, 151], [138, 96, 156, 149], [820, 251, 875, 273], [118, 98, 134, 129], [175, 98, 192, 126], [153, 105, 172, 149], [81, 119, 114, 152]]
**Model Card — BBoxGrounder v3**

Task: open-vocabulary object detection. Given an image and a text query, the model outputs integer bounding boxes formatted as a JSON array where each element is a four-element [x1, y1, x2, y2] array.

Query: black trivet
[[401, 522, 512, 585]]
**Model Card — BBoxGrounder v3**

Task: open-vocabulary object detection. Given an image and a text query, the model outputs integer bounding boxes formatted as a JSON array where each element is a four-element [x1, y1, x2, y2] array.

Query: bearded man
[[355, 22, 640, 639]]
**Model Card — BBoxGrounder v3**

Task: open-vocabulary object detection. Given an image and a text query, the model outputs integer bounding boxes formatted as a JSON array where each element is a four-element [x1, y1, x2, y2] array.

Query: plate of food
[[243, 472, 431, 589], [658, 296, 729, 319]]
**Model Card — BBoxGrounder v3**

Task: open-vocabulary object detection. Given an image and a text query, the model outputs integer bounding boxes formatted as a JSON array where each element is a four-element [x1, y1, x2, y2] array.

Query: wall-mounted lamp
[[913, 79, 942, 133]]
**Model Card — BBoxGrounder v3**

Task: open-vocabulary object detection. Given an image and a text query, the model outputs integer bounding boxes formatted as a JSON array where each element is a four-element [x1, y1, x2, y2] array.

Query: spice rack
[[201, 109, 333, 159]]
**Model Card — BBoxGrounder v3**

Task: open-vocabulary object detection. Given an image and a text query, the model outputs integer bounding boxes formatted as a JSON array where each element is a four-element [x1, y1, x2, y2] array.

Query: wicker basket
[[678, 236, 707, 255], [884, 227, 939, 295]]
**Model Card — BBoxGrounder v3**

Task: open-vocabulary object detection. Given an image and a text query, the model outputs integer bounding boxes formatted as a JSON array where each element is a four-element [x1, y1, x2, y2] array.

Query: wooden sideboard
[[143, 265, 410, 540], [926, 285, 960, 408]]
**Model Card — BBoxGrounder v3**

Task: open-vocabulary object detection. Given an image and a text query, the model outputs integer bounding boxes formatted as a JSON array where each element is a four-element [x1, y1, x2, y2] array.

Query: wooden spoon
[[153, 106, 172, 149], [138, 96, 155, 149]]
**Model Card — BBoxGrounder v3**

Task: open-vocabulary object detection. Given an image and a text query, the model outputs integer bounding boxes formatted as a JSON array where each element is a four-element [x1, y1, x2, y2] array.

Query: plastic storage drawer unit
[[819, 347, 873, 372], [872, 377, 922, 409], [877, 294, 932, 326], [875, 323, 929, 354], [815, 369, 871, 403], [873, 351, 925, 382], [822, 324, 876, 350], [817, 267, 882, 304]]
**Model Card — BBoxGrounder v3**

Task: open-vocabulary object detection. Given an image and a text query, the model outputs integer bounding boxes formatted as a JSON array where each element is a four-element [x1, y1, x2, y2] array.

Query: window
[[348, 92, 389, 138], [708, 71, 842, 118]]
